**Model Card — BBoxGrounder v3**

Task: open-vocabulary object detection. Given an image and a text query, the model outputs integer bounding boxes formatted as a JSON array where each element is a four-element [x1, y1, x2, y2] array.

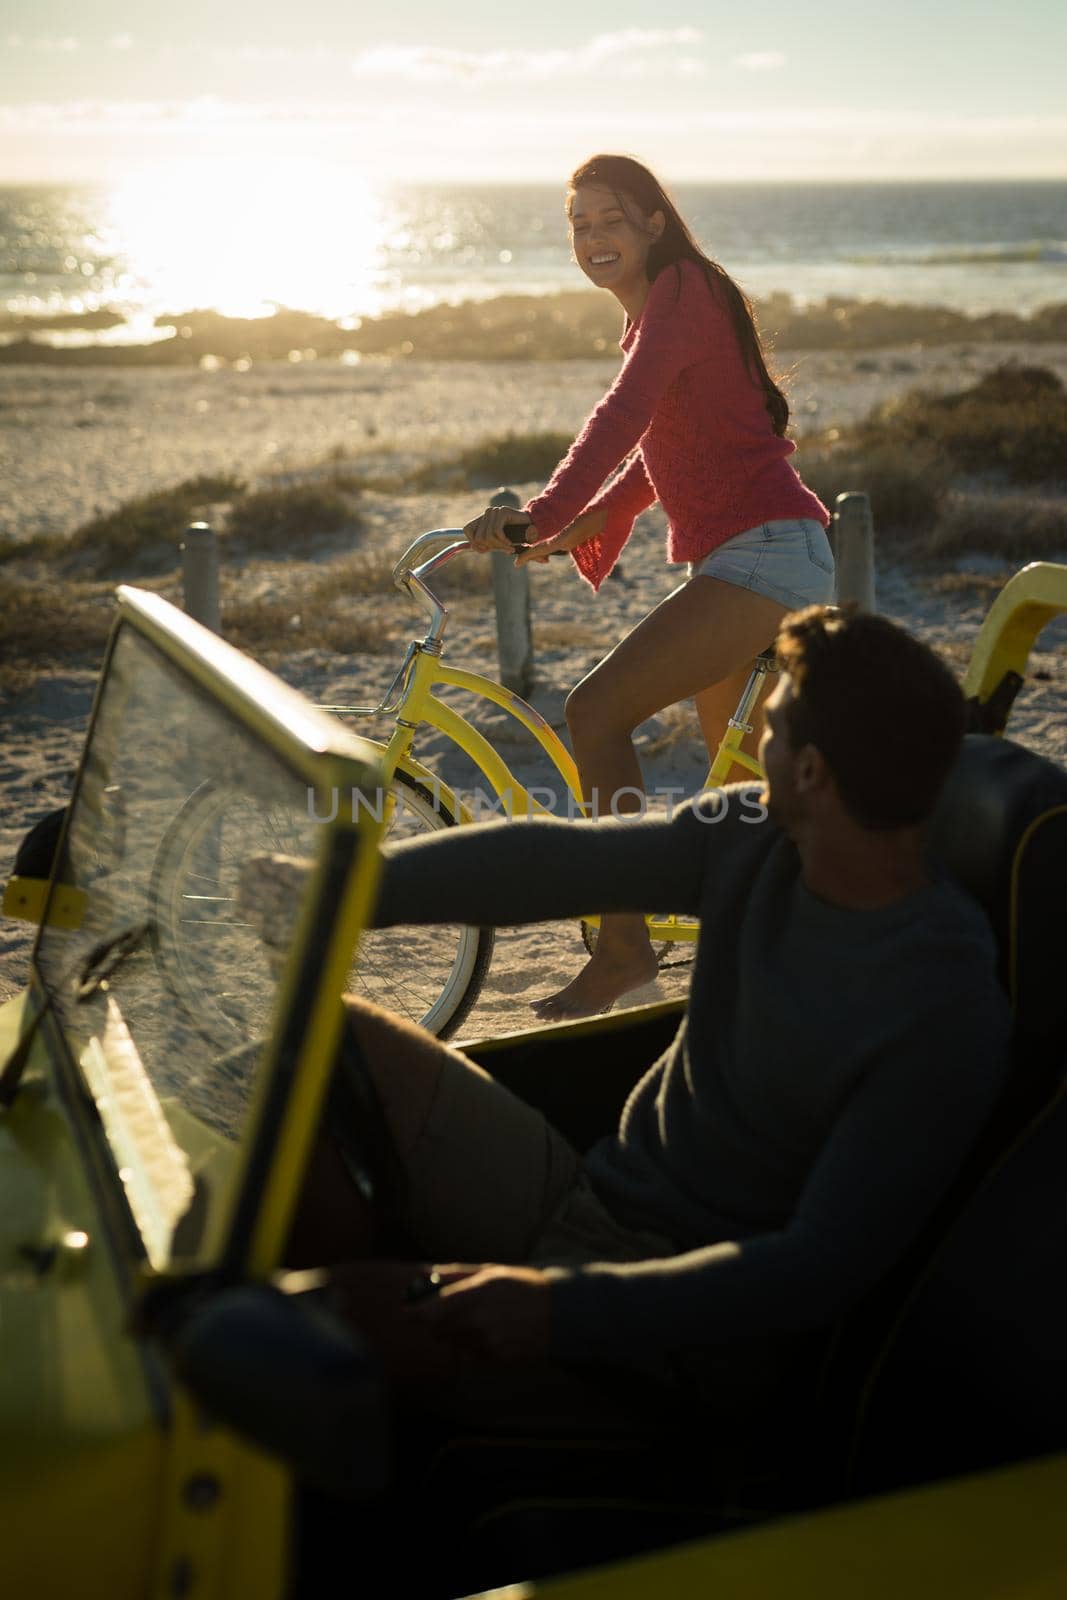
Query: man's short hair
[[774, 606, 965, 829]]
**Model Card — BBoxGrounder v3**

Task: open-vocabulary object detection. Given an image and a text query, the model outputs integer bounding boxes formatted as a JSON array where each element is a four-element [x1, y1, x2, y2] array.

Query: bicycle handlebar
[[390, 528, 468, 585], [391, 524, 562, 586], [390, 524, 567, 644]]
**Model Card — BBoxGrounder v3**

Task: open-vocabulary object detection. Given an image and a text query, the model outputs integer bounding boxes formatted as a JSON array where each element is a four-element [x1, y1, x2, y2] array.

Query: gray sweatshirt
[[373, 787, 1011, 1369]]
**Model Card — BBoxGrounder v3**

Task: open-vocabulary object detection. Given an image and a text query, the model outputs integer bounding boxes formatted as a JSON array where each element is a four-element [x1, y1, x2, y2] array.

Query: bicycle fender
[[391, 755, 475, 826]]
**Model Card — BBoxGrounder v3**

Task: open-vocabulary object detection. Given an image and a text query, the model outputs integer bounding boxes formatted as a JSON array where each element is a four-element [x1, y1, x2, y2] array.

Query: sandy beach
[[5, 340, 1067, 545], [2, 343, 1066, 1029]]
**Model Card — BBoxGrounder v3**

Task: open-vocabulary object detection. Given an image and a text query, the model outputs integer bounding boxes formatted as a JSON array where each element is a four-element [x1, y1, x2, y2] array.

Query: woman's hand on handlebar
[[462, 505, 536, 552], [514, 526, 576, 566], [515, 507, 607, 567]]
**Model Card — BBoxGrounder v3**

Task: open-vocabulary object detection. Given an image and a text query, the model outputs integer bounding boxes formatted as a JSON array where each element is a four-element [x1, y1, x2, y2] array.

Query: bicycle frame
[[336, 643, 584, 822], [320, 529, 776, 943], [705, 653, 775, 787]]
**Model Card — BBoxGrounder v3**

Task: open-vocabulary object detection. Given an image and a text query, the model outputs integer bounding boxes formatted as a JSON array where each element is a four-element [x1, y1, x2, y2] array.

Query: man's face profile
[[759, 676, 802, 832]]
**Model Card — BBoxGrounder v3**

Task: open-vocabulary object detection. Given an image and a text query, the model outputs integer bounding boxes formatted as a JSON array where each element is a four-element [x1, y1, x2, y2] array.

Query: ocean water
[[1, 179, 1065, 344]]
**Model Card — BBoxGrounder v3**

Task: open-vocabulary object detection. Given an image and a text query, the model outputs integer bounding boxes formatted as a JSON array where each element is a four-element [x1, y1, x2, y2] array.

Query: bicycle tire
[[358, 771, 494, 1039], [150, 770, 494, 1048]]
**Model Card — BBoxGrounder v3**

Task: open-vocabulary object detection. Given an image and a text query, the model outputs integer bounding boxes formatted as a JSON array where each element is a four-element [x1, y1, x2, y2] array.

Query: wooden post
[[832, 492, 876, 611], [181, 521, 220, 633], [489, 487, 533, 696]]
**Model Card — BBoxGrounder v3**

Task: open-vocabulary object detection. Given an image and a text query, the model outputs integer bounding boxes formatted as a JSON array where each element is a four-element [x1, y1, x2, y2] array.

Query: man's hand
[[415, 1264, 553, 1364], [325, 1260, 467, 1380], [237, 853, 312, 953]]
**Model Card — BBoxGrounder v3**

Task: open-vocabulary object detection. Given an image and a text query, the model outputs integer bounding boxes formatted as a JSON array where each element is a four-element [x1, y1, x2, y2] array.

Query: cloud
[[3, 98, 1065, 141], [4, 96, 1066, 182], [211, 43, 332, 65], [732, 52, 786, 71], [350, 29, 705, 83], [587, 28, 703, 57], [4, 34, 80, 51], [4, 30, 129, 55], [0, 99, 264, 132]]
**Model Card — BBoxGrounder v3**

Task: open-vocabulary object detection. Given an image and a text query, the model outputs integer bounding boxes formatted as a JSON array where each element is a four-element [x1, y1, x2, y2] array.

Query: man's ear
[[795, 744, 829, 795]]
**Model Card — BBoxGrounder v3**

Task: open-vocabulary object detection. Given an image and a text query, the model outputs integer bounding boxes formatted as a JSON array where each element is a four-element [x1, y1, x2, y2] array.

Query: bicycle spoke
[[152, 773, 492, 1042]]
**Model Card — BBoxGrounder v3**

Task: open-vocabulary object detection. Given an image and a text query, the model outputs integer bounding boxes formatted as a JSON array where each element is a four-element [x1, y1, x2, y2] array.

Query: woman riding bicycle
[[464, 154, 834, 1019]]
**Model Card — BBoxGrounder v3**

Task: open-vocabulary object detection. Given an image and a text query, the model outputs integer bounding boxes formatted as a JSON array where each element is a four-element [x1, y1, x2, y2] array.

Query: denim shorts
[[687, 518, 835, 611]]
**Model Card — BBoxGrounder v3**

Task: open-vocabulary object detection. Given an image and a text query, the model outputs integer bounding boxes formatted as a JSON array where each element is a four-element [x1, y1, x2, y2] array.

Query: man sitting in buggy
[[281, 605, 1010, 1436]]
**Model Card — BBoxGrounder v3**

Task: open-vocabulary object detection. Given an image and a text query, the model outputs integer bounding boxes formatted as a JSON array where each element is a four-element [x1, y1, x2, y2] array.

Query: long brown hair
[[567, 154, 789, 437]]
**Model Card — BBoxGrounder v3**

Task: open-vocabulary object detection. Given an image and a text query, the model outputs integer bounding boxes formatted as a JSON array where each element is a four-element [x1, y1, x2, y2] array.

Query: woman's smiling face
[[567, 184, 664, 295]]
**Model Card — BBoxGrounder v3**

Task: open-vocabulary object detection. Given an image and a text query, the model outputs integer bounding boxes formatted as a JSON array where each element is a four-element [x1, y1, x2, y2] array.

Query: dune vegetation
[[3, 292, 1067, 368], [2, 362, 1064, 688], [795, 362, 1067, 558]]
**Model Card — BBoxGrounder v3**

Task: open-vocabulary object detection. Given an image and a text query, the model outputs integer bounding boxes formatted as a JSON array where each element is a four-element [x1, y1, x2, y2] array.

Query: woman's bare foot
[[531, 932, 660, 1022]]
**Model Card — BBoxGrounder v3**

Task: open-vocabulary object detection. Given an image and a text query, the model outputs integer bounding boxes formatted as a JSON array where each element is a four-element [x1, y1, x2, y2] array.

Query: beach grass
[[410, 431, 575, 491], [637, 700, 704, 756], [794, 441, 952, 539], [64, 473, 246, 573], [220, 592, 395, 657], [0, 574, 115, 687], [533, 619, 618, 651], [854, 363, 1067, 486], [306, 549, 397, 597], [0, 477, 366, 578], [797, 361, 1067, 552], [0, 474, 246, 576], [3, 360, 1064, 690], [922, 489, 1067, 561], [226, 482, 362, 552]]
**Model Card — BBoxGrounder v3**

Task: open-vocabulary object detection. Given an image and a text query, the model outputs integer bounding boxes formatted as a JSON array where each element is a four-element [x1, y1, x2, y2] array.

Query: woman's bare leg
[[533, 577, 788, 1021]]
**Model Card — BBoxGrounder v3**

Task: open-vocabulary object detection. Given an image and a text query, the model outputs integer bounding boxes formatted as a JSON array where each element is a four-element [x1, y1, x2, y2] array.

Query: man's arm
[[372, 790, 754, 931], [545, 959, 1011, 1369]]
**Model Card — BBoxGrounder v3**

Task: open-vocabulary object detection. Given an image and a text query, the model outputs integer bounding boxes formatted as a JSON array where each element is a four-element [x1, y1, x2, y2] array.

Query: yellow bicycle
[[151, 528, 774, 1042]]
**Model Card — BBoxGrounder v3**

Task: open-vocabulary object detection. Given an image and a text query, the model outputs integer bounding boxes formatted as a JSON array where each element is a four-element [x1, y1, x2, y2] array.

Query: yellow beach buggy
[[2, 564, 1066, 1598]]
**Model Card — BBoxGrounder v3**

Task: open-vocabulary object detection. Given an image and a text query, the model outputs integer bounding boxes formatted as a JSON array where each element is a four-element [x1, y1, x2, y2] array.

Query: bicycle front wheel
[[150, 769, 493, 1047], [358, 772, 494, 1038]]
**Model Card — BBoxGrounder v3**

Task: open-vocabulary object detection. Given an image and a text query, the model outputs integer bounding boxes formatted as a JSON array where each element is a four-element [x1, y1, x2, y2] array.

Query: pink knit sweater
[[524, 258, 829, 592]]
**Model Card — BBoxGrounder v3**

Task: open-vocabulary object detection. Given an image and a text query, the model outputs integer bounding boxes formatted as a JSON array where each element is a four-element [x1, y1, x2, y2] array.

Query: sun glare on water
[[104, 159, 385, 322]]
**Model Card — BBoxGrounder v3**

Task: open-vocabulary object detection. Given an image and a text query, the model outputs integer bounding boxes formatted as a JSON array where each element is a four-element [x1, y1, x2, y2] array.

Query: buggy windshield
[[35, 622, 336, 1267]]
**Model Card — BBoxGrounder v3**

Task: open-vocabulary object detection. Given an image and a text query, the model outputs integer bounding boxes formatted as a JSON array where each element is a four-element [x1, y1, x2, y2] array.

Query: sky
[[1, 0, 1066, 184]]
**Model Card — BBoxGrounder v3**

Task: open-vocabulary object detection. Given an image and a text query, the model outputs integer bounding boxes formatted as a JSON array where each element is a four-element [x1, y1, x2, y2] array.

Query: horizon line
[[2, 172, 1067, 188]]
